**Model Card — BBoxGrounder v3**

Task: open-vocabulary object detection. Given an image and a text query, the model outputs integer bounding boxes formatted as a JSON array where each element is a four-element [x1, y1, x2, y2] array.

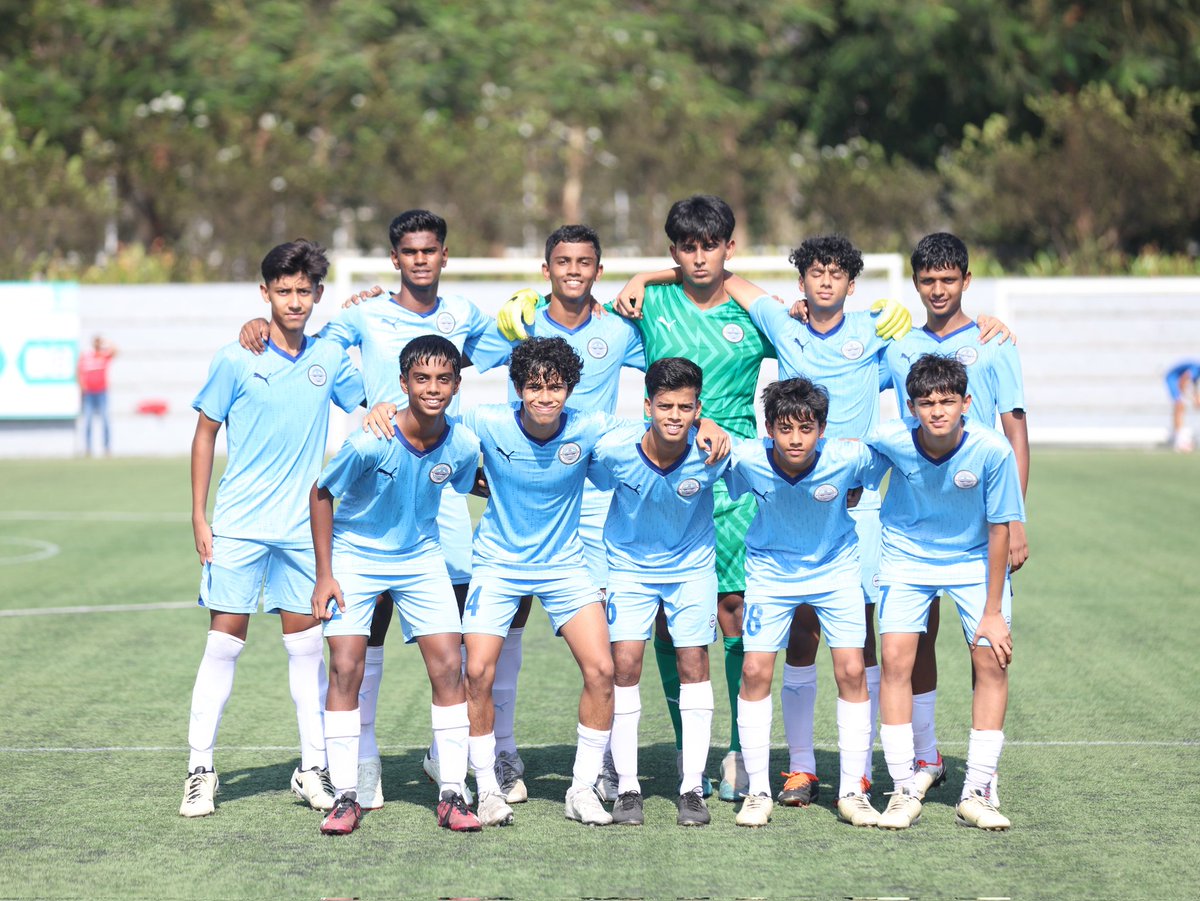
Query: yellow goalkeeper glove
[[870, 297, 912, 340], [497, 288, 543, 341]]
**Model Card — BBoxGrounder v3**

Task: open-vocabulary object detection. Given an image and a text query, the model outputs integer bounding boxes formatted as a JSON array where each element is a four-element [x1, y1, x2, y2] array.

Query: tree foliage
[[0, 0, 1196, 279]]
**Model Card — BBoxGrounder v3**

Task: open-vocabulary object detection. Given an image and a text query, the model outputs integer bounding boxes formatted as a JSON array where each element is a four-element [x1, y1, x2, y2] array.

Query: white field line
[[2, 740, 1197, 754], [0, 511, 189, 522], [0, 601, 195, 617]]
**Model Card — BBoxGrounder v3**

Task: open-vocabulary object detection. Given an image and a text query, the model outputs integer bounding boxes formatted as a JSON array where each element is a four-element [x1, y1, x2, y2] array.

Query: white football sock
[[358, 645, 384, 761], [324, 708, 360, 799], [880, 722, 916, 791], [469, 733, 500, 794], [431, 702, 470, 794], [963, 729, 1004, 799], [781, 663, 817, 773], [737, 695, 773, 798], [836, 698, 872, 797], [571, 723, 610, 791], [493, 628, 523, 756], [282, 624, 327, 771], [864, 664, 881, 781], [187, 630, 245, 772], [611, 683, 642, 794], [678, 680, 713, 795], [912, 689, 939, 763]]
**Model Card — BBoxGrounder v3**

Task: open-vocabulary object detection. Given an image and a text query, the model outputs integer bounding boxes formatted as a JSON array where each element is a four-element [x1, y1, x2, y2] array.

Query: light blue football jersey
[[748, 297, 890, 440], [869, 418, 1026, 583], [317, 420, 480, 571], [587, 425, 729, 580], [726, 437, 883, 592], [319, 293, 492, 410], [193, 337, 364, 546], [467, 304, 646, 414], [461, 404, 618, 573], [884, 323, 1025, 427]]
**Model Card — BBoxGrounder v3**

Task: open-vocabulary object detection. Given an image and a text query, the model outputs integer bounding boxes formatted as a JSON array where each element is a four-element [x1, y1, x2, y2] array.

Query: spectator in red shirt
[[78, 335, 117, 455]]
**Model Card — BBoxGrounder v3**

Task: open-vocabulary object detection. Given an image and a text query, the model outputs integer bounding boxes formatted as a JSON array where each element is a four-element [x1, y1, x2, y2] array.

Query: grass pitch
[[2, 451, 1198, 900]]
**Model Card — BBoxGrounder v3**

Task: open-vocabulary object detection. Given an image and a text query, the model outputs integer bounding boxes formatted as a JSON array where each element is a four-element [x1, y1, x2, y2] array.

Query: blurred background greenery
[[2, 0, 1197, 280]]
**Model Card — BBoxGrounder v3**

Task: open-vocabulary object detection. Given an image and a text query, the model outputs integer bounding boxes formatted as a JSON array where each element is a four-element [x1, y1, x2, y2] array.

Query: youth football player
[[182, 239, 365, 818], [462, 225, 647, 803], [882, 232, 1028, 804], [454, 337, 616, 827], [238, 210, 492, 809], [310, 335, 482, 836], [727, 378, 881, 827], [870, 353, 1024, 830], [587, 357, 730, 827], [603, 195, 772, 800]]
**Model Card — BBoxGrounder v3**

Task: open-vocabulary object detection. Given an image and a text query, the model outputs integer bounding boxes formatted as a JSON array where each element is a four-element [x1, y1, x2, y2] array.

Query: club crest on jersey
[[436, 311, 456, 334], [558, 442, 582, 465], [307, 365, 328, 386], [586, 337, 609, 359], [677, 478, 701, 498], [708, 614, 718, 629], [955, 346, 979, 366], [953, 469, 980, 489], [813, 484, 839, 502], [429, 462, 453, 484], [841, 340, 865, 360], [721, 323, 745, 344]]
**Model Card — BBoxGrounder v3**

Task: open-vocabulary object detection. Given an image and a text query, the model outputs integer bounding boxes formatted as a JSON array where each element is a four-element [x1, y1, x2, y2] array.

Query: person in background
[[78, 335, 117, 456]]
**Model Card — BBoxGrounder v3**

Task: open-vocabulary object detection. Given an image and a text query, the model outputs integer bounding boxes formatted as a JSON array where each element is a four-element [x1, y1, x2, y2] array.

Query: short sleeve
[[317, 306, 363, 350], [464, 323, 515, 373], [331, 352, 365, 412], [317, 435, 373, 498], [192, 349, 239, 423]]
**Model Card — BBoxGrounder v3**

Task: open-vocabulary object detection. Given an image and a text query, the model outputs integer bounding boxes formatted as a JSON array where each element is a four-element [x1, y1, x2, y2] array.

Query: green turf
[[2, 452, 1198, 899]]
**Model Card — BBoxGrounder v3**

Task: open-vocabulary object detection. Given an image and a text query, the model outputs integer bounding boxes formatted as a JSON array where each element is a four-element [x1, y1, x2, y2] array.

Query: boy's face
[[391, 230, 447, 292], [908, 390, 971, 438], [766, 415, 824, 474], [800, 261, 855, 315], [913, 266, 971, 320], [670, 236, 733, 290], [518, 369, 570, 429], [543, 241, 602, 304], [260, 272, 321, 331], [644, 387, 700, 445], [400, 357, 460, 418]]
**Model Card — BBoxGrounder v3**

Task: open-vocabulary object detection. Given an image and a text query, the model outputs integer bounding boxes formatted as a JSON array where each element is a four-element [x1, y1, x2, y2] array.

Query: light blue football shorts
[[605, 571, 718, 646], [462, 567, 604, 637], [322, 553, 462, 642], [741, 582, 867, 652], [198, 536, 314, 616], [878, 579, 1013, 647]]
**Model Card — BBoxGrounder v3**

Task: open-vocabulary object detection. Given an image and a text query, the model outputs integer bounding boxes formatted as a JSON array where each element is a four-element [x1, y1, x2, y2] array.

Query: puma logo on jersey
[[381, 317, 403, 331], [657, 316, 676, 331], [376, 466, 397, 480], [751, 486, 771, 501], [620, 481, 642, 496], [792, 336, 809, 355], [253, 372, 272, 385], [495, 446, 516, 463]]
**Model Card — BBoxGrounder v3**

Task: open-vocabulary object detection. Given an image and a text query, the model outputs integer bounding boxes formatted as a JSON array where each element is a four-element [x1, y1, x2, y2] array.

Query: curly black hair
[[788, 235, 864, 281], [762, 377, 830, 428], [509, 336, 583, 393], [906, 353, 968, 400]]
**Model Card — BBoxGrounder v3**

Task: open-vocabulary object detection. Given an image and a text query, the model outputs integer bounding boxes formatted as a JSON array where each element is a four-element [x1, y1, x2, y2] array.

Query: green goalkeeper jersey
[[627, 283, 775, 440]]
